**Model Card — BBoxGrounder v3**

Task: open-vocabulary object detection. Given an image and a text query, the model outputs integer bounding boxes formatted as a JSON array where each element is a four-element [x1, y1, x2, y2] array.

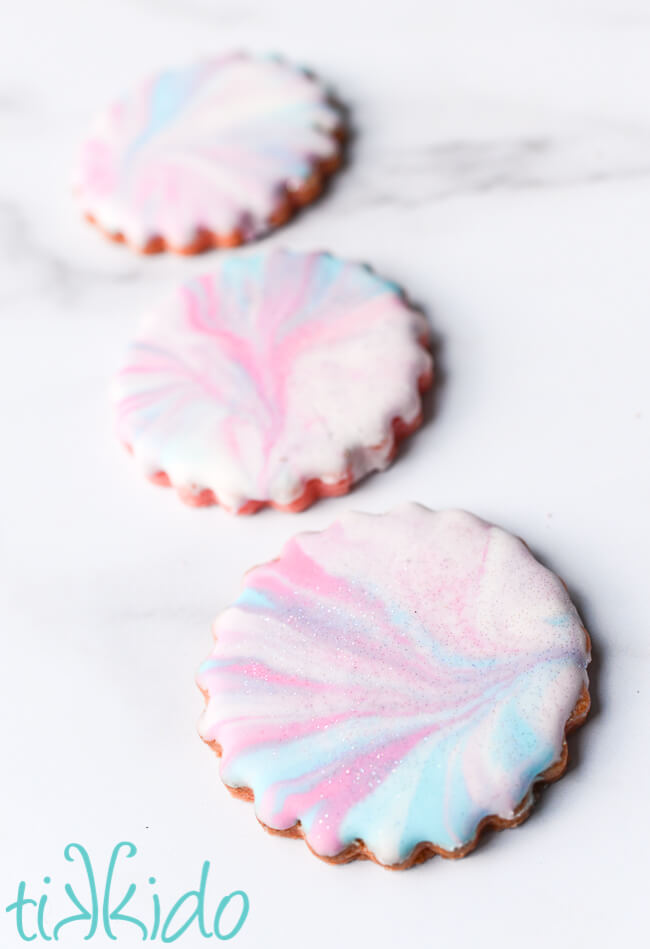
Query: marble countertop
[[1, 1, 649, 946]]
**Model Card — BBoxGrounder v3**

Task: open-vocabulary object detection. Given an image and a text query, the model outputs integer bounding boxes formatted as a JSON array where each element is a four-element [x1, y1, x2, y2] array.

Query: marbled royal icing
[[75, 53, 342, 249], [197, 506, 590, 866], [112, 249, 432, 513]]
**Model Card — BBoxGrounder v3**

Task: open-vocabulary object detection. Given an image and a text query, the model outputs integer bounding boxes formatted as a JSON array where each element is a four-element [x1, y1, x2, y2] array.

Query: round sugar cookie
[[112, 249, 432, 514], [197, 505, 591, 868], [75, 53, 344, 253]]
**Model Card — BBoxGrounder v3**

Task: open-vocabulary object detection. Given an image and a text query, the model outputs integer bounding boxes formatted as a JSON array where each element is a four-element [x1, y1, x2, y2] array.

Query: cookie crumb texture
[[197, 506, 591, 868], [113, 249, 432, 513], [75, 53, 344, 253]]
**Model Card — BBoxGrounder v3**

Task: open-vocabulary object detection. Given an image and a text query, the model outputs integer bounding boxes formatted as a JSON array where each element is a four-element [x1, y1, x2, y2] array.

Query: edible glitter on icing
[[112, 249, 432, 513], [74, 52, 343, 249], [197, 505, 590, 866]]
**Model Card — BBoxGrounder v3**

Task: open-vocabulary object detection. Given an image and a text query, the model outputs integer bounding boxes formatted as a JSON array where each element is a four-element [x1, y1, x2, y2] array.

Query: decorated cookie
[[112, 249, 432, 513], [197, 505, 591, 868], [74, 53, 344, 253]]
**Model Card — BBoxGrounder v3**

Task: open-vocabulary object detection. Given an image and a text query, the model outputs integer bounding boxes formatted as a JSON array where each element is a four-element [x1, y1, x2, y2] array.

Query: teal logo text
[[5, 842, 249, 943]]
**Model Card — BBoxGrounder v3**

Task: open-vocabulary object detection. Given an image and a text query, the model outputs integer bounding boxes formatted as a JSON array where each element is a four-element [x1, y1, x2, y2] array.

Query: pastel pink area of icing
[[74, 53, 342, 249], [112, 249, 432, 513], [197, 505, 590, 865]]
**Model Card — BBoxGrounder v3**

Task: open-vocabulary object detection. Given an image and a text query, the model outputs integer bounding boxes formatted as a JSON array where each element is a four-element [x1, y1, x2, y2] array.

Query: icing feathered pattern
[[113, 250, 431, 512], [198, 506, 590, 865], [76, 53, 342, 249]]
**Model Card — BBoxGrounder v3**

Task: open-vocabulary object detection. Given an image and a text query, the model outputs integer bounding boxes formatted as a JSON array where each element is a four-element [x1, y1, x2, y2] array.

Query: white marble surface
[[1, 0, 649, 946]]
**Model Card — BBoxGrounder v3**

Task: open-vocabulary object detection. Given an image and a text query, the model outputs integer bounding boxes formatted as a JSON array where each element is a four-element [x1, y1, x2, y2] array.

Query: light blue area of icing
[[235, 588, 276, 611], [386, 601, 500, 670], [335, 667, 567, 862], [120, 69, 199, 179], [216, 254, 268, 320], [337, 729, 474, 859], [197, 656, 242, 677], [203, 252, 381, 334], [222, 715, 423, 814], [337, 714, 555, 863], [493, 704, 542, 773], [148, 71, 194, 135], [401, 731, 478, 854], [130, 69, 197, 156]]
